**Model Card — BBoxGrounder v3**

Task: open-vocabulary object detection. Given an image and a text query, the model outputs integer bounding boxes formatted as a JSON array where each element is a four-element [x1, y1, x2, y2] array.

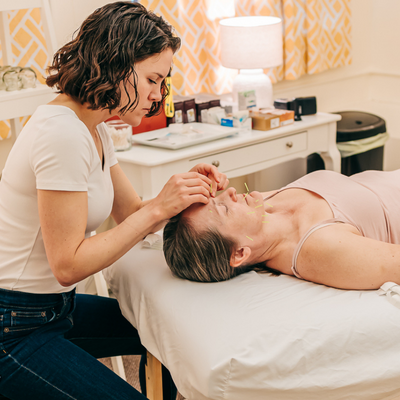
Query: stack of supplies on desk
[[169, 95, 197, 124], [194, 93, 221, 122], [220, 110, 251, 130], [249, 108, 295, 131], [167, 92, 294, 132], [220, 108, 294, 131], [168, 93, 222, 125]]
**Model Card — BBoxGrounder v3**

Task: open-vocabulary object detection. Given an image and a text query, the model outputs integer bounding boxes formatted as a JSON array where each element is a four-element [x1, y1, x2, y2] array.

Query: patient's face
[[183, 187, 268, 243]]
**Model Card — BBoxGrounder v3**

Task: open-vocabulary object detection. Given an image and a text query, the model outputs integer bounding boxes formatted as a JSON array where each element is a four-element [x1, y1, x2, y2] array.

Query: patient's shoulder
[[303, 221, 359, 250], [296, 223, 362, 287], [296, 222, 400, 289]]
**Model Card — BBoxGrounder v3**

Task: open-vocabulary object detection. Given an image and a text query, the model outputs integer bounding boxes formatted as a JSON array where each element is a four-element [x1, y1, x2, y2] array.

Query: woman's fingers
[[216, 175, 229, 192], [153, 172, 213, 220], [154, 167, 230, 220], [173, 173, 212, 195], [186, 193, 210, 205], [171, 180, 211, 204], [178, 177, 212, 190], [189, 163, 228, 194], [183, 183, 212, 198], [179, 171, 212, 185]]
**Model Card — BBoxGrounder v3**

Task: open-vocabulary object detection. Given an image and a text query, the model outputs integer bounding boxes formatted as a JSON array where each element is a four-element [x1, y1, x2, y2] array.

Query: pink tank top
[[265, 170, 399, 279]]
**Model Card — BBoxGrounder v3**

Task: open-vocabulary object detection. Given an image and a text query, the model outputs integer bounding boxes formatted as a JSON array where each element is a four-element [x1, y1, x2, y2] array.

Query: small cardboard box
[[249, 109, 295, 131]]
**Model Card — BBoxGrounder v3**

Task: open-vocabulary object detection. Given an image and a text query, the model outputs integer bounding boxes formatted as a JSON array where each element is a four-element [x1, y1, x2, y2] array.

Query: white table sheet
[[104, 242, 400, 400]]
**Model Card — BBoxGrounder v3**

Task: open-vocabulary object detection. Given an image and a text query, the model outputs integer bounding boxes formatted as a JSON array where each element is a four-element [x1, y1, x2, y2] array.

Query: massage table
[[103, 237, 400, 400]]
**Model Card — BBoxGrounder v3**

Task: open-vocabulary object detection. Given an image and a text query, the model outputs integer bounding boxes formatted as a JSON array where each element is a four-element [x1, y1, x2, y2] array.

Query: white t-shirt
[[0, 105, 118, 293]]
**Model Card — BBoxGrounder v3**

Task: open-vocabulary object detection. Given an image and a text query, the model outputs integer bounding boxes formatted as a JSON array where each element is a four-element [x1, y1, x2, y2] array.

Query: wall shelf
[[0, 0, 58, 136], [0, 84, 56, 121]]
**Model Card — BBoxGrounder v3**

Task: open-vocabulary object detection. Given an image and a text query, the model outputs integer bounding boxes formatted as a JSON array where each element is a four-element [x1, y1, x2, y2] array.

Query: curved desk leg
[[145, 351, 163, 400], [320, 147, 341, 173], [320, 121, 342, 173]]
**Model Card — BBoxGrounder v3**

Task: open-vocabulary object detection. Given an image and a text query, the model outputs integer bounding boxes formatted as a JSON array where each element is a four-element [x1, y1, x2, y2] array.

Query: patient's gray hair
[[163, 213, 278, 282]]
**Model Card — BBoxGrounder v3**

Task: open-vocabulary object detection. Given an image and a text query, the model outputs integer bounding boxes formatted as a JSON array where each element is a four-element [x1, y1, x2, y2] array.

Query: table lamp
[[219, 16, 283, 109]]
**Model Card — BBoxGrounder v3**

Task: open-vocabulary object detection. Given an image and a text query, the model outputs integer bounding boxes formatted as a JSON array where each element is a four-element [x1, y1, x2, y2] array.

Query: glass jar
[[106, 121, 132, 151], [18, 67, 37, 89], [0, 66, 12, 90], [3, 68, 22, 91]]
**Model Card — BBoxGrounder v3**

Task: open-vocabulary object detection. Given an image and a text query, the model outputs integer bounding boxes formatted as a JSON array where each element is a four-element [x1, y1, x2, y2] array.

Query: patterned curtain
[[0, 8, 50, 139], [141, 0, 352, 95]]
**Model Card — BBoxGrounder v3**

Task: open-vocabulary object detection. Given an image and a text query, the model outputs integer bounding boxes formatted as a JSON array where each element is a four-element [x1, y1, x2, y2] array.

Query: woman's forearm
[[57, 201, 163, 286], [111, 196, 153, 225]]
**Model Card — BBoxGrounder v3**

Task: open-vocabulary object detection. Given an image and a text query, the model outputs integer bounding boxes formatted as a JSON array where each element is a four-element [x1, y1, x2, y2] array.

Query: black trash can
[[307, 111, 388, 176]]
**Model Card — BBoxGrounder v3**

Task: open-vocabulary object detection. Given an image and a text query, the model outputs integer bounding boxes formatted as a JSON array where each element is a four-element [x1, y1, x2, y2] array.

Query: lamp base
[[232, 69, 273, 109]]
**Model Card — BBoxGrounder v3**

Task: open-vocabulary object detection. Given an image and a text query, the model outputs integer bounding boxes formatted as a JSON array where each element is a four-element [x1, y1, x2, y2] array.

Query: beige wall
[[371, 0, 400, 75], [49, 0, 112, 46], [369, 0, 400, 169], [234, 0, 400, 191], [2, 0, 400, 189]]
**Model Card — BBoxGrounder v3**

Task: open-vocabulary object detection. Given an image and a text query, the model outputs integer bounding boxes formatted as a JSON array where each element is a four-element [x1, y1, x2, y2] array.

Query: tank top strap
[[263, 189, 284, 201], [291, 218, 345, 279]]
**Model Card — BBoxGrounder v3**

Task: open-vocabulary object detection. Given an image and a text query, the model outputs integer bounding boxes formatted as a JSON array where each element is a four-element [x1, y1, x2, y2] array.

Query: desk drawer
[[189, 132, 307, 173]]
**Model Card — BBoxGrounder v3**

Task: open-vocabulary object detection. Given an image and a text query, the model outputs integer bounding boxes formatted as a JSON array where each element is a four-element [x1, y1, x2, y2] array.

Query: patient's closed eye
[[217, 203, 228, 214]]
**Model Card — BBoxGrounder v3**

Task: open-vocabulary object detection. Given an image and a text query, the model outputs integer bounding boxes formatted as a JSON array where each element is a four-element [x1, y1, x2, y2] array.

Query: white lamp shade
[[219, 16, 283, 70]]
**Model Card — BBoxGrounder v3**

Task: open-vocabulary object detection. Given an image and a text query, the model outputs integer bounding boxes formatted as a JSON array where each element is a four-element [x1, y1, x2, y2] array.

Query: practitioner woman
[[164, 169, 400, 290], [0, 2, 227, 399]]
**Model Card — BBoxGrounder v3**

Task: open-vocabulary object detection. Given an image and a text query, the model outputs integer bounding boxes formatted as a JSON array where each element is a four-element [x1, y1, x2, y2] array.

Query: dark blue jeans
[[0, 288, 147, 399]]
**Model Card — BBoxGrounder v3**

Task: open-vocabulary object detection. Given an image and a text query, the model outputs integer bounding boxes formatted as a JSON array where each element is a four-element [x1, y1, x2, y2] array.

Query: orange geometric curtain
[[141, 0, 352, 95]]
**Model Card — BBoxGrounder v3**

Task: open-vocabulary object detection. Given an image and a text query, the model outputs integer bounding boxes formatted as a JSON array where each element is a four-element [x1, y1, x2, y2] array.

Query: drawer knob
[[212, 161, 220, 167], [286, 141, 293, 148]]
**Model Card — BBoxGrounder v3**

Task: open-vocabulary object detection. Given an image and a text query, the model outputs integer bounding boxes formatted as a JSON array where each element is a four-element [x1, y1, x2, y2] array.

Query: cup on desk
[[106, 121, 132, 151]]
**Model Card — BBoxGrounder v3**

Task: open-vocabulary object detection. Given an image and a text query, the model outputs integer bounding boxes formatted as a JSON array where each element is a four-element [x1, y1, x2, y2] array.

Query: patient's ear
[[230, 247, 252, 268]]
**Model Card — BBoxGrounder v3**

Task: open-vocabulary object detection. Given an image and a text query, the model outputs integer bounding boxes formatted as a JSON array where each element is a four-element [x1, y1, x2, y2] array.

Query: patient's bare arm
[[295, 223, 400, 290]]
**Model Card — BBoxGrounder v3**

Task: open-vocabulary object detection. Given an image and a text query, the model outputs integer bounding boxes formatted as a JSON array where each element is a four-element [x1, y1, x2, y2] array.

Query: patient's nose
[[222, 187, 237, 202]]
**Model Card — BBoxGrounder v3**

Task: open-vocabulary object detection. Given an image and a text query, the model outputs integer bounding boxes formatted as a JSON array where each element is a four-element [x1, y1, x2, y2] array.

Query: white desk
[[116, 112, 341, 200]]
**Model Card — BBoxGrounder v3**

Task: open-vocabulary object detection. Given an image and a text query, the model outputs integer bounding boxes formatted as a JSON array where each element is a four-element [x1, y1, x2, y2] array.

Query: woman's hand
[[152, 171, 213, 220], [189, 163, 229, 197]]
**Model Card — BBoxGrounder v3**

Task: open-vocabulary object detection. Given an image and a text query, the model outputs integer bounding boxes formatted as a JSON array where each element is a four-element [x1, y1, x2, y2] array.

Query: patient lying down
[[163, 169, 400, 290]]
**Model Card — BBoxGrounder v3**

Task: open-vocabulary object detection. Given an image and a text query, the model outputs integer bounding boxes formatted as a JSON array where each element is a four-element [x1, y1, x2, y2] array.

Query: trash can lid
[[334, 111, 386, 142]]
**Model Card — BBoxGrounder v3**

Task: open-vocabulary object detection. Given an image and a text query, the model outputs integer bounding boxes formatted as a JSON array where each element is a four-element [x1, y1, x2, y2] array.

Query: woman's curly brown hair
[[46, 1, 181, 116]]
